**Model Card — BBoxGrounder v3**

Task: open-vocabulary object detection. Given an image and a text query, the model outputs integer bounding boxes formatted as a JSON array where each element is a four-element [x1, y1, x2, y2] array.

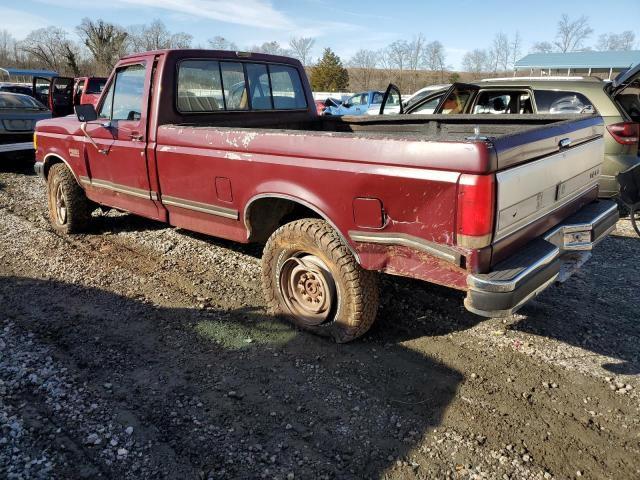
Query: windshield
[[86, 78, 107, 94], [0, 92, 47, 110]]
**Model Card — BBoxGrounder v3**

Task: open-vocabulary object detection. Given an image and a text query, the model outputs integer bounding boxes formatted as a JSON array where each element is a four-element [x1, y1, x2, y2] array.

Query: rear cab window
[[176, 60, 307, 113], [534, 90, 596, 114]]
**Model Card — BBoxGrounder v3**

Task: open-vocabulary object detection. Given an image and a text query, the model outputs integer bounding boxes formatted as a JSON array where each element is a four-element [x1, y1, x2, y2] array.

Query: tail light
[[456, 174, 495, 249], [606, 122, 639, 145]]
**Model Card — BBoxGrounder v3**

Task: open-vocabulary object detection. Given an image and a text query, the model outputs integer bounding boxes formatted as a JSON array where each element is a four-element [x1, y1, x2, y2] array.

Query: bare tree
[[251, 41, 287, 55], [348, 49, 377, 90], [407, 33, 427, 90], [488, 32, 510, 72], [510, 31, 522, 70], [19, 27, 81, 75], [0, 30, 16, 66], [596, 31, 636, 51], [289, 37, 315, 66], [208, 36, 238, 50], [554, 14, 593, 52], [385, 40, 411, 88], [462, 49, 489, 78], [423, 40, 446, 83], [532, 41, 554, 53], [77, 18, 128, 74], [128, 20, 192, 53]]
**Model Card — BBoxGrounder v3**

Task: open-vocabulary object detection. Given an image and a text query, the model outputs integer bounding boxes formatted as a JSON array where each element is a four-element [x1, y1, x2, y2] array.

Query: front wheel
[[262, 219, 379, 343], [47, 163, 93, 234]]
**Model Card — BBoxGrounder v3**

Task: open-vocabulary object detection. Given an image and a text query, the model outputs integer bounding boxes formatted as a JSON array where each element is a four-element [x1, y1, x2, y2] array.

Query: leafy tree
[[310, 48, 348, 92]]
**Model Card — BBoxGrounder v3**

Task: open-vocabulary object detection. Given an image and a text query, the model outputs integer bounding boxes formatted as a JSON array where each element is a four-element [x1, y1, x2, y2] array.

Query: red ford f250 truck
[[33, 49, 618, 342]]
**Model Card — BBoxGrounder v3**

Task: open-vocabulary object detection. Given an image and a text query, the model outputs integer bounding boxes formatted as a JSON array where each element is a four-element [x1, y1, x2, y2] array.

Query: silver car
[[0, 91, 51, 159]]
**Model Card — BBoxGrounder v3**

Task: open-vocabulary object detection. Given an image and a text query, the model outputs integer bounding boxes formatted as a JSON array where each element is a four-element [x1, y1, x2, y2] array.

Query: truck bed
[[168, 114, 601, 171]]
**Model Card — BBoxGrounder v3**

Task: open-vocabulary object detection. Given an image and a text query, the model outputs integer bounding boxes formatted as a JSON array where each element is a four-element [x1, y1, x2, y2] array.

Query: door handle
[[130, 132, 144, 141]]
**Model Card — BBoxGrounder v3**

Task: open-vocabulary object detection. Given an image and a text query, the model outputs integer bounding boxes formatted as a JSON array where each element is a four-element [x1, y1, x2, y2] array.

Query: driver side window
[[98, 63, 146, 121]]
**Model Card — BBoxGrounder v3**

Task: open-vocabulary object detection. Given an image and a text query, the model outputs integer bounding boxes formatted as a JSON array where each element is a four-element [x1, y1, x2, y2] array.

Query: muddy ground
[[0, 161, 638, 480]]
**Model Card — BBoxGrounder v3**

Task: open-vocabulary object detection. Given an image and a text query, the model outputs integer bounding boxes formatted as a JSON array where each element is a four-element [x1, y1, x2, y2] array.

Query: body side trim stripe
[[79, 176, 157, 200], [348, 230, 462, 265], [161, 195, 239, 220]]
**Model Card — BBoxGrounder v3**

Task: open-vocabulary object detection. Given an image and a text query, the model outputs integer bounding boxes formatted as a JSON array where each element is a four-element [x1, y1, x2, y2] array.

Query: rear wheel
[[262, 219, 379, 343], [47, 163, 93, 234]]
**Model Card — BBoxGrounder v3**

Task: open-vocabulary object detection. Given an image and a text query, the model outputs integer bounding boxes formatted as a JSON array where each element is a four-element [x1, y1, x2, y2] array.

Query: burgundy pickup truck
[[33, 49, 618, 342]]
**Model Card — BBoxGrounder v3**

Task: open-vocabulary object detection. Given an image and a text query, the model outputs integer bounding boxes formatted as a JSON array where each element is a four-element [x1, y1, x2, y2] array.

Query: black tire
[[262, 218, 379, 343], [47, 163, 93, 234]]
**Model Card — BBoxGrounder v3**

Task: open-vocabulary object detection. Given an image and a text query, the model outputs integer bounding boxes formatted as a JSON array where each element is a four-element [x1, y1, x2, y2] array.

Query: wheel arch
[[244, 193, 360, 262], [42, 153, 82, 185]]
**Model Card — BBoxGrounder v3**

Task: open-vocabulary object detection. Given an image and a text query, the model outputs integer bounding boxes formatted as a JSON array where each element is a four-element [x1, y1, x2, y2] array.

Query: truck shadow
[[509, 234, 640, 375], [0, 276, 462, 479], [0, 156, 36, 175]]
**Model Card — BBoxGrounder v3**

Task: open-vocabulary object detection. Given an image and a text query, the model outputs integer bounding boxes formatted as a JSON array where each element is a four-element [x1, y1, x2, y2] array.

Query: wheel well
[[43, 155, 64, 179], [246, 197, 322, 243]]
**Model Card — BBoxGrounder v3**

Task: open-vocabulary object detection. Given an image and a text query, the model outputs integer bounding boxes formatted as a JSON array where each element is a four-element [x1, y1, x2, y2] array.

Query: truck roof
[[119, 49, 303, 66]]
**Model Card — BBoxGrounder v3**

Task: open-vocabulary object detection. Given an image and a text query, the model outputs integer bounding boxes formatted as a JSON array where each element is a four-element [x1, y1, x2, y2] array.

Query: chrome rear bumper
[[464, 200, 618, 317]]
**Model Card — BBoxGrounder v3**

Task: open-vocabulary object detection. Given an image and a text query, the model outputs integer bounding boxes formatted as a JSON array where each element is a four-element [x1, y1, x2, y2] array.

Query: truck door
[[83, 58, 158, 218], [32, 77, 51, 105], [49, 77, 75, 117]]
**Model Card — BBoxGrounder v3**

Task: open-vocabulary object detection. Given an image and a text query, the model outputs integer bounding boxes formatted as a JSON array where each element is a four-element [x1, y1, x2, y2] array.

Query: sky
[[2, 0, 639, 69]]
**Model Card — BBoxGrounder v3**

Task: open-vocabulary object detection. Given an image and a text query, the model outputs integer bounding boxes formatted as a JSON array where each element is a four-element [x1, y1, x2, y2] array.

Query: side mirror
[[75, 104, 98, 122]]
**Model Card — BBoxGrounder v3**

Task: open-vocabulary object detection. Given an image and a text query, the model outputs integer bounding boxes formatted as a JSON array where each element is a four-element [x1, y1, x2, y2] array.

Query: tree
[[596, 31, 636, 51], [289, 37, 315, 66], [0, 30, 16, 66], [208, 36, 238, 50], [77, 18, 128, 74], [128, 20, 192, 53], [251, 41, 287, 55], [19, 27, 81, 75], [510, 31, 522, 70], [462, 49, 489, 77], [488, 32, 510, 72], [309, 48, 348, 92], [423, 40, 446, 82], [348, 49, 377, 90], [532, 41, 554, 53], [554, 14, 593, 52]]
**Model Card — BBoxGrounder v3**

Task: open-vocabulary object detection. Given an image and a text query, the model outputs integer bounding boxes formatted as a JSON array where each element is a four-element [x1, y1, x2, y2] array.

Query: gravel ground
[[0, 161, 639, 479]]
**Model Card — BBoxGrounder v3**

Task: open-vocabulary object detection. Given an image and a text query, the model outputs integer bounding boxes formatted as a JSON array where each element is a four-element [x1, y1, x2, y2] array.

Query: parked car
[[388, 72, 640, 199], [34, 49, 617, 343], [325, 90, 385, 115], [0, 83, 34, 96], [73, 77, 107, 108], [314, 97, 342, 115], [402, 84, 450, 109], [0, 92, 51, 159]]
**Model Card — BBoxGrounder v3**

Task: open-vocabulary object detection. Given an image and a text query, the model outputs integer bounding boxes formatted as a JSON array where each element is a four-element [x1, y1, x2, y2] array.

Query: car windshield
[[86, 78, 107, 94], [0, 92, 47, 110]]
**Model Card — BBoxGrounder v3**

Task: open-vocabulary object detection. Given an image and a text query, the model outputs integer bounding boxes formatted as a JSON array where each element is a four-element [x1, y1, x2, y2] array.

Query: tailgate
[[494, 137, 604, 242]]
